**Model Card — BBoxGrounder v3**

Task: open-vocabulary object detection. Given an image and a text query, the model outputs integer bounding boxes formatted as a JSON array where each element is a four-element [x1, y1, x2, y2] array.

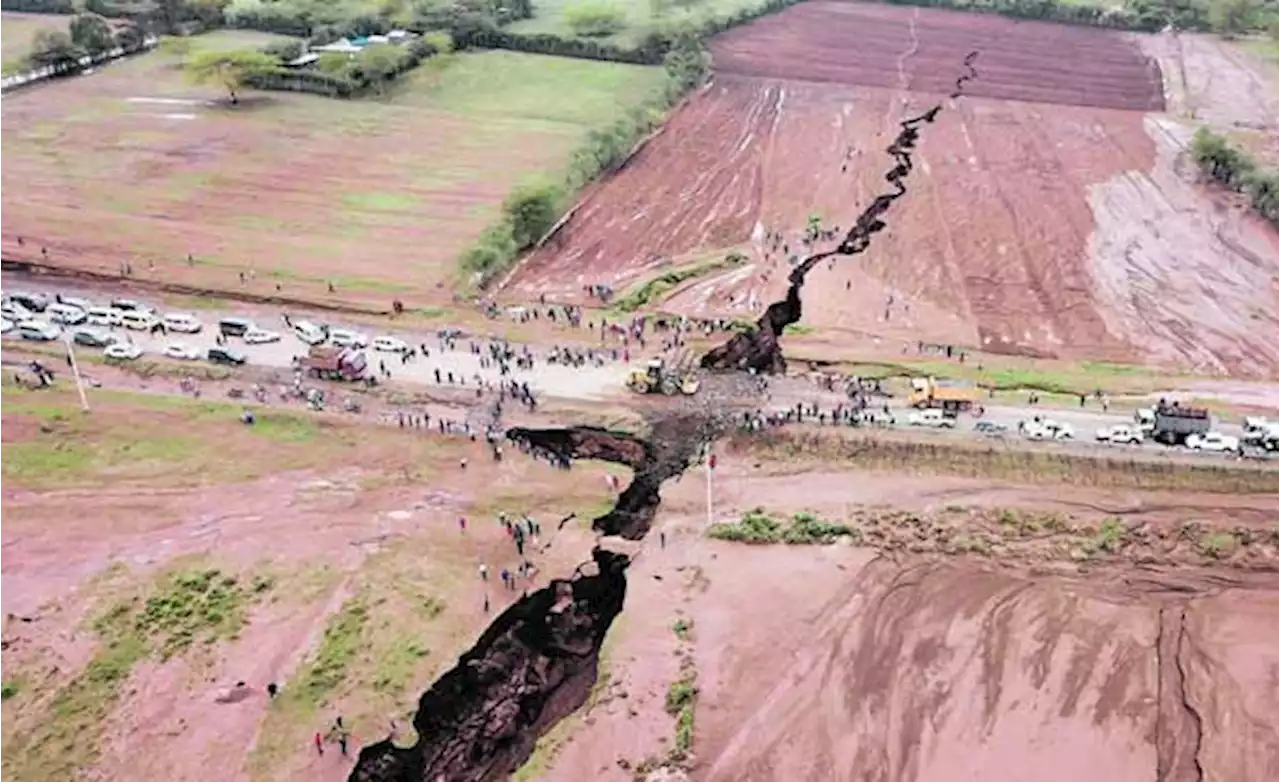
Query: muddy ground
[[511, 5, 1278, 377]]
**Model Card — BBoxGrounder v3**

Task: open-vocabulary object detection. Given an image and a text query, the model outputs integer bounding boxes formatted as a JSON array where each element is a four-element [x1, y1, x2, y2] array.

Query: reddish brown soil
[[518, 77, 1150, 357], [710, 1, 1165, 111]]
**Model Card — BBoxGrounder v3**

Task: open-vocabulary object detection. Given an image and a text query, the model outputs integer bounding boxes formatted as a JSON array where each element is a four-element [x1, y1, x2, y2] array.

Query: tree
[[352, 44, 404, 92], [27, 29, 84, 71], [69, 13, 115, 57], [158, 35, 195, 60], [1207, 0, 1258, 37], [114, 23, 148, 51], [503, 183, 563, 249], [185, 49, 276, 104], [1244, 170, 1278, 223]]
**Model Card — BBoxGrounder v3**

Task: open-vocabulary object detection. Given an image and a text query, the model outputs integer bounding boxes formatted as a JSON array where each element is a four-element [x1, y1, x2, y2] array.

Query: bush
[[565, 0, 626, 37], [0, 0, 75, 14], [70, 12, 115, 56], [1190, 127, 1277, 223], [503, 183, 564, 250]]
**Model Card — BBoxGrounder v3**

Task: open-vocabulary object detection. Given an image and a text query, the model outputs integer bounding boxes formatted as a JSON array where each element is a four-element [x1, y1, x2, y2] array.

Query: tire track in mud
[[348, 54, 979, 782], [702, 52, 980, 373]]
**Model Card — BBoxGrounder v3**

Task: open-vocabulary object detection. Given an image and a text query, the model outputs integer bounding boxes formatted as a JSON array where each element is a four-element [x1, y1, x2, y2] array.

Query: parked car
[[1186, 432, 1239, 452], [218, 317, 255, 337], [1, 299, 36, 323], [47, 302, 88, 325], [292, 320, 326, 345], [207, 347, 247, 366], [243, 327, 281, 344], [163, 312, 203, 333], [0, 318, 13, 334], [907, 409, 956, 428], [18, 321, 61, 341], [121, 311, 160, 331], [86, 306, 125, 327], [110, 298, 150, 312], [372, 335, 409, 353], [72, 328, 120, 348], [104, 342, 143, 361], [1095, 424, 1143, 444], [54, 295, 93, 311], [328, 328, 369, 348], [7, 291, 49, 312], [1024, 419, 1074, 441], [163, 343, 202, 361], [973, 420, 1008, 436]]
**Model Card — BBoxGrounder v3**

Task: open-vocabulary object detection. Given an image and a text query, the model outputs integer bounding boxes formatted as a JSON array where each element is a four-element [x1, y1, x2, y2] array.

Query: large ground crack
[[700, 52, 979, 374], [1154, 605, 1206, 782], [349, 50, 980, 782]]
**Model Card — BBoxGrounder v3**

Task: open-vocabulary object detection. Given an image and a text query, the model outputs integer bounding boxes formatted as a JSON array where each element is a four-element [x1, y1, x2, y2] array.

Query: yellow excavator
[[627, 357, 700, 396]]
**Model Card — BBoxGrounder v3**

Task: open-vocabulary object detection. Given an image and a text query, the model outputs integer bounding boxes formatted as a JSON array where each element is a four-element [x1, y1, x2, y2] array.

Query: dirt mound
[[709, 1, 1164, 111], [349, 548, 629, 782], [695, 557, 1278, 782]]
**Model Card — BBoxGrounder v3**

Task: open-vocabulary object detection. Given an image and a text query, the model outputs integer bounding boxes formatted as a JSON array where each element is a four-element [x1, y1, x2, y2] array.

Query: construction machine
[[907, 376, 978, 412], [626, 357, 699, 396]]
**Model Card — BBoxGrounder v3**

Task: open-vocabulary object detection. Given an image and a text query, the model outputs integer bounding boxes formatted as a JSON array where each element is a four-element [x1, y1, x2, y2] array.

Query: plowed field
[[711, 1, 1166, 111], [510, 2, 1279, 376]]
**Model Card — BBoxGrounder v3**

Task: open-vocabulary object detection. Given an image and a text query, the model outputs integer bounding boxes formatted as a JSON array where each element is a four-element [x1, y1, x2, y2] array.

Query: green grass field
[[508, 0, 771, 46], [1, 38, 665, 308], [1, 12, 70, 74]]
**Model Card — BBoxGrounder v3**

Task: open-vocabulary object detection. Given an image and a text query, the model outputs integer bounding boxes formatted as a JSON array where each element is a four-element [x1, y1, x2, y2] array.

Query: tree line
[[17, 11, 149, 75], [1189, 128, 1278, 223]]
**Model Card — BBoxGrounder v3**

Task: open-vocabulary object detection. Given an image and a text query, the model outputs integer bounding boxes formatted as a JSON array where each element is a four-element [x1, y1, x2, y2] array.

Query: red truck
[[299, 346, 367, 381]]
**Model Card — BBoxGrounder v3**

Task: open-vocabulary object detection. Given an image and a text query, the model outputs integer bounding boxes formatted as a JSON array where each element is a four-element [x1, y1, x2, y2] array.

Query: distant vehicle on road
[[7, 292, 49, 312], [86, 306, 125, 327], [0, 318, 12, 334], [207, 347, 247, 366], [1186, 432, 1239, 453], [164, 343, 202, 361], [163, 312, 203, 333], [329, 328, 368, 348], [219, 317, 255, 337], [1, 299, 35, 323], [293, 320, 327, 346], [908, 409, 956, 428], [243, 327, 281, 344], [372, 335, 409, 353], [121, 311, 160, 331], [72, 328, 120, 348], [907, 376, 978, 412], [1151, 402, 1210, 446], [46, 303, 87, 326], [1023, 418, 1073, 441], [18, 321, 61, 341], [104, 342, 143, 361], [973, 420, 1008, 436], [300, 345, 366, 381], [1095, 424, 1143, 445], [110, 298, 151, 312]]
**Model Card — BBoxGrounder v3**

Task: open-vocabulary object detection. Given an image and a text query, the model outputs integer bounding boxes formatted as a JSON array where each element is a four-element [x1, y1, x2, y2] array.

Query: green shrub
[[1190, 127, 1277, 223], [565, 1, 626, 36], [503, 183, 564, 250]]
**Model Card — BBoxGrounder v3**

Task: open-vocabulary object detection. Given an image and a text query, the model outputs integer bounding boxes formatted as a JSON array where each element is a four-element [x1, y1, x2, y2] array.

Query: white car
[[1, 299, 35, 323], [1025, 420, 1074, 441], [104, 342, 143, 361], [47, 302, 88, 326], [328, 328, 368, 348], [121, 311, 161, 331], [7, 291, 49, 312], [372, 335, 409, 353], [163, 343, 202, 361], [55, 295, 93, 311], [243, 327, 281, 344], [1186, 432, 1239, 452], [1, 318, 13, 334], [907, 409, 956, 428], [1095, 424, 1142, 445], [86, 306, 126, 327], [18, 321, 61, 341], [292, 321, 326, 345], [162, 312, 203, 333]]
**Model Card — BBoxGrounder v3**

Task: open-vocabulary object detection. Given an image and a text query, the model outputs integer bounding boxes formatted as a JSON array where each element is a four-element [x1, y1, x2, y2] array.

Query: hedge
[[1, 0, 75, 13], [243, 35, 447, 99]]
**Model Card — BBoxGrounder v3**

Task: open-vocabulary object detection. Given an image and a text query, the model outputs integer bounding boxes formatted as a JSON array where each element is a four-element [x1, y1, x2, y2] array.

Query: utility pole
[[64, 336, 90, 412]]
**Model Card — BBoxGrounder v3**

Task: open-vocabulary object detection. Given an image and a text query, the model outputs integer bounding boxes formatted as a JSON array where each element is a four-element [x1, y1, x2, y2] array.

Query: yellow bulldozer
[[627, 357, 700, 396]]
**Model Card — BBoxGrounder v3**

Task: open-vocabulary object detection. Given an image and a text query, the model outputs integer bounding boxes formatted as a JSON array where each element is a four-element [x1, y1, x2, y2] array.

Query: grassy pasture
[[0, 37, 664, 308]]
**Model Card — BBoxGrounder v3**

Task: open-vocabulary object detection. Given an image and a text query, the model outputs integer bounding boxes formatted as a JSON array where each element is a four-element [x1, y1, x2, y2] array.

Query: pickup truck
[[1095, 424, 1143, 445], [1186, 432, 1239, 453], [1023, 419, 1074, 441], [907, 409, 956, 428]]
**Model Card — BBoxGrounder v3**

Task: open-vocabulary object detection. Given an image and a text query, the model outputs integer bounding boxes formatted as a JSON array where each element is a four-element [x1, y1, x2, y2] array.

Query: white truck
[[1023, 418, 1074, 441], [907, 409, 956, 428], [1186, 432, 1239, 453], [1095, 424, 1143, 445]]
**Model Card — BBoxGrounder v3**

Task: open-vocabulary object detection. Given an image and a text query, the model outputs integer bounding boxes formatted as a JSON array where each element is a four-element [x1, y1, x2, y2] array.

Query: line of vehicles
[[2, 290, 419, 382]]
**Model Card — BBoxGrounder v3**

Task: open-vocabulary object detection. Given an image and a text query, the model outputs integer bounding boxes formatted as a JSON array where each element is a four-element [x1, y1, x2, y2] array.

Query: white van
[[163, 312, 203, 333], [86, 306, 125, 326], [47, 303, 88, 325], [292, 320, 326, 345], [121, 310, 160, 331]]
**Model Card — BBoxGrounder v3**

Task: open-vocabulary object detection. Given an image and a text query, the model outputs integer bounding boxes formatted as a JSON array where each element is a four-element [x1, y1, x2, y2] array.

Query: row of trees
[[22, 12, 148, 73], [459, 33, 711, 286], [1189, 128, 1278, 223]]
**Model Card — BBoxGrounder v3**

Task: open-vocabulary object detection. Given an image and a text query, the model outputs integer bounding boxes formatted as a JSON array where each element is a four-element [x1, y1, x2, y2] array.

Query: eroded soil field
[[512, 3, 1280, 376], [710, 0, 1165, 110]]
